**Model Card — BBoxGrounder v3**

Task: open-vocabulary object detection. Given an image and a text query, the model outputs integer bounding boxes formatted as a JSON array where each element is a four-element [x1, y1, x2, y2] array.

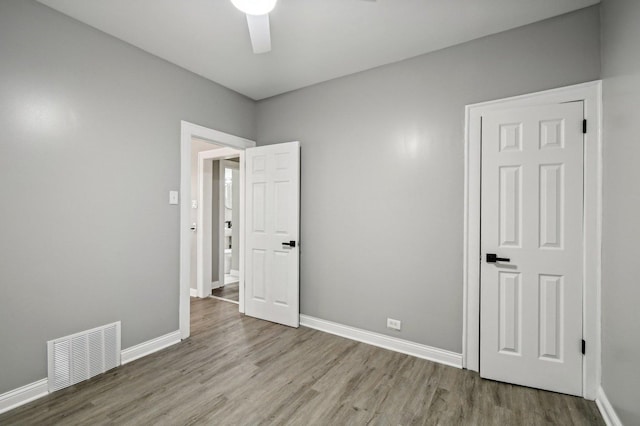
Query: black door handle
[[486, 253, 510, 263], [282, 241, 296, 248]]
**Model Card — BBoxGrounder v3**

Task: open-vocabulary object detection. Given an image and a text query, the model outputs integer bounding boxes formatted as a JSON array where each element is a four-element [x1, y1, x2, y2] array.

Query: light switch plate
[[169, 191, 179, 205]]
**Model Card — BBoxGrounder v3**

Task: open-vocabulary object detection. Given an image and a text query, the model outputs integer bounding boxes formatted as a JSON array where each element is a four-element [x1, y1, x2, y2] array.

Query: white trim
[[0, 379, 48, 415], [462, 80, 602, 399], [221, 159, 240, 284], [237, 150, 246, 315], [0, 330, 183, 416], [300, 315, 462, 369], [217, 160, 225, 295], [180, 121, 256, 340], [230, 269, 240, 277], [185, 122, 256, 149], [189, 288, 198, 297], [596, 387, 623, 426], [120, 330, 181, 365]]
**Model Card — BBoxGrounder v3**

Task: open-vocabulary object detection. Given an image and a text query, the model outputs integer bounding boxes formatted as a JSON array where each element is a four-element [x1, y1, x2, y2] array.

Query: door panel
[[251, 249, 267, 301], [499, 165, 522, 247], [539, 274, 562, 360], [498, 271, 521, 355], [245, 142, 300, 327], [480, 103, 583, 396], [539, 164, 563, 248]]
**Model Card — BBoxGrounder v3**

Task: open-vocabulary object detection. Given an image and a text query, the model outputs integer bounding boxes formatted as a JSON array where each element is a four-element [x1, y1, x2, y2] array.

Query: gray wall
[[0, 0, 255, 393], [600, 0, 640, 424], [256, 6, 601, 352], [189, 140, 221, 290]]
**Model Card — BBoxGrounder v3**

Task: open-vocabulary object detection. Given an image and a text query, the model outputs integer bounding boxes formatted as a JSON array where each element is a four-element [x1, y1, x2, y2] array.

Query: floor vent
[[47, 322, 121, 392]]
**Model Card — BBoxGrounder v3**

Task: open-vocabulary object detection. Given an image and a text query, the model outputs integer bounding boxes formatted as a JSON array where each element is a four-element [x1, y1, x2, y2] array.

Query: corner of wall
[[596, 386, 624, 426]]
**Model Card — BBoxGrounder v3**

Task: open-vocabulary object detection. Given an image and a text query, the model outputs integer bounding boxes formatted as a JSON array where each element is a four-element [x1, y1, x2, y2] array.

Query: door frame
[[462, 81, 602, 399], [220, 159, 241, 284], [180, 121, 256, 340], [197, 148, 242, 299]]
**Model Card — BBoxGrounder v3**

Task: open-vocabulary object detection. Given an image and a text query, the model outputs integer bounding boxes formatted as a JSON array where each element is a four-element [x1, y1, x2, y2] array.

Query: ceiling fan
[[230, 0, 278, 54], [231, 0, 376, 55]]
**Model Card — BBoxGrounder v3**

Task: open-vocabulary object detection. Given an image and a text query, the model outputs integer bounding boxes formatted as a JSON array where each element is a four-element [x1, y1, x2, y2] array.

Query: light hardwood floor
[[0, 298, 604, 425], [212, 281, 239, 302]]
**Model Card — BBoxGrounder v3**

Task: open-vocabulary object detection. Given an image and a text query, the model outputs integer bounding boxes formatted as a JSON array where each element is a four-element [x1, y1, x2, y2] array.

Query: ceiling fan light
[[231, 0, 277, 16]]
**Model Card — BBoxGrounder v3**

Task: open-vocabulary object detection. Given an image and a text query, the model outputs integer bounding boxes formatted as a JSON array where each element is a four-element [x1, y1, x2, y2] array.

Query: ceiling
[[38, 0, 599, 100]]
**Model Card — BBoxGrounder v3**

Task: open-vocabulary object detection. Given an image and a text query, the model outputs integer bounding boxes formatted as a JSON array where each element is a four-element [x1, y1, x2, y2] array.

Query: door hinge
[[583, 119, 587, 134], [582, 339, 586, 355]]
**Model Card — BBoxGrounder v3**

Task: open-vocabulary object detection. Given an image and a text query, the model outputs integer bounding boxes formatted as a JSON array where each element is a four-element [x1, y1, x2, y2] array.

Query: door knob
[[486, 253, 510, 263], [282, 241, 296, 248]]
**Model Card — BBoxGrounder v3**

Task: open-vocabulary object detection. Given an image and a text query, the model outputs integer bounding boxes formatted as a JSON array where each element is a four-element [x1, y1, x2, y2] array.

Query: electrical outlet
[[387, 318, 401, 331]]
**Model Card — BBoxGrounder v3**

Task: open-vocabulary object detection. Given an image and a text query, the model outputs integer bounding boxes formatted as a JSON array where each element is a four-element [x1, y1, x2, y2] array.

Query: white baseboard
[[190, 288, 198, 297], [121, 330, 181, 365], [299, 315, 463, 369], [0, 330, 182, 416], [0, 379, 48, 415], [596, 386, 623, 426], [230, 269, 239, 277]]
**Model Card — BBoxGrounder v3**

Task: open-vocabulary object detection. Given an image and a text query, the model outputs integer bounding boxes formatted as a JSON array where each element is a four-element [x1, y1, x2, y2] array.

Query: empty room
[[0, 0, 637, 425]]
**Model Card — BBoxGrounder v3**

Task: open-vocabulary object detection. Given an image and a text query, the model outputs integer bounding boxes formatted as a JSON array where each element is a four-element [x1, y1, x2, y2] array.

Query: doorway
[[179, 121, 300, 339], [179, 121, 256, 340], [192, 143, 241, 300], [211, 160, 241, 304], [179, 121, 302, 339], [195, 148, 243, 303], [462, 82, 602, 399], [479, 101, 584, 395]]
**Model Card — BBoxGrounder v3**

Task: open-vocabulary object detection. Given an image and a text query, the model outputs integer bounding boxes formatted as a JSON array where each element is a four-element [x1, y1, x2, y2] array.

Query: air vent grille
[[47, 322, 121, 392]]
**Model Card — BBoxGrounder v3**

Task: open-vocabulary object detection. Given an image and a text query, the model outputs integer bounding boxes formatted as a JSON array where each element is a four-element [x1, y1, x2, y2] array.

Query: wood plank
[[212, 282, 239, 302], [0, 298, 604, 425]]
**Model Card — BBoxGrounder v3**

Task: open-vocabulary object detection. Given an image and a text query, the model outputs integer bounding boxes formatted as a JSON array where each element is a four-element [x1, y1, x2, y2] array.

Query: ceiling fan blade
[[246, 14, 271, 54]]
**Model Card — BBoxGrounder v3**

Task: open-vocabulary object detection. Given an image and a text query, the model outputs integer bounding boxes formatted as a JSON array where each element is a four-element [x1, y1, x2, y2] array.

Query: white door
[[244, 142, 300, 327], [480, 102, 584, 396]]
